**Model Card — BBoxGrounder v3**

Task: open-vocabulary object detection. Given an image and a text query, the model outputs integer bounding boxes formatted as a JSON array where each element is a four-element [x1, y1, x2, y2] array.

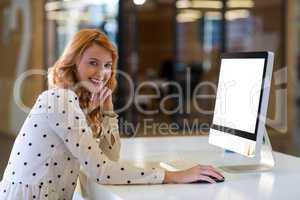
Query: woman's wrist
[[102, 111, 118, 118], [102, 102, 114, 113], [163, 171, 181, 184]]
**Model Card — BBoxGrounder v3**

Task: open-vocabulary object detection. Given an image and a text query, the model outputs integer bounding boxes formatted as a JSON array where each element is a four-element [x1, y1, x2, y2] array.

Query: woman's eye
[[105, 63, 112, 68], [89, 61, 97, 66]]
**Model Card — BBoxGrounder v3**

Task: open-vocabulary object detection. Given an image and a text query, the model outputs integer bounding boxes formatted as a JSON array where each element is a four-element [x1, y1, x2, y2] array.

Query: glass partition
[[45, 0, 119, 66], [44, 0, 290, 138], [174, 0, 286, 136]]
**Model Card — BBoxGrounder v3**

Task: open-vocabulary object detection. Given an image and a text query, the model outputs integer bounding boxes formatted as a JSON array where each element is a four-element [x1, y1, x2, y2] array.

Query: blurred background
[[0, 0, 299, 178]]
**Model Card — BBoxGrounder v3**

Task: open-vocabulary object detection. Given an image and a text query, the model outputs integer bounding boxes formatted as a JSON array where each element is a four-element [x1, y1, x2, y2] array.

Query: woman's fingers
[[197, 175, 216, 184], [91, 92, 100, 107], [97, 87, 112, 105], [90, 81, 104, 102], [165, 164, 224, 184], [98, 85, 106, 96], [89, 82, 113, 112], [200, 165, 224, 178], [91, 92, 96, 103], [103, 89, 112, 101], [90, 81, 104, 94], [100, 87, 111, 99], [199, 169, 223, 180]]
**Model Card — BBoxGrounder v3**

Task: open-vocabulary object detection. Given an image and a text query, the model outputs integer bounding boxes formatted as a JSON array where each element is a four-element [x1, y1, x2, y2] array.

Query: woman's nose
[[95, 67, 105, 80]]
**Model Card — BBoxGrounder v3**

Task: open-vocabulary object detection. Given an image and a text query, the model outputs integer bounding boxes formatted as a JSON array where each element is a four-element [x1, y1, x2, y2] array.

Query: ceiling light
[[192, 1, 223, 9], [133, 0, 146, 5], [227, 0, 254, 8], [225, 9, 250, 20], [176, 0, 192, 8], [177, 10, 202, 23]]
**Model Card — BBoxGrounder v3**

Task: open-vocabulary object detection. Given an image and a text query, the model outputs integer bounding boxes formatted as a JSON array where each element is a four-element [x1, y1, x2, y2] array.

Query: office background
[[0, 0, 299, 178]]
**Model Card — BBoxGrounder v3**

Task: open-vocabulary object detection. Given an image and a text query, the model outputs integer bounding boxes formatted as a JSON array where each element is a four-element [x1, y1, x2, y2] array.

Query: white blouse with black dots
[[0, 88, 165, 200]]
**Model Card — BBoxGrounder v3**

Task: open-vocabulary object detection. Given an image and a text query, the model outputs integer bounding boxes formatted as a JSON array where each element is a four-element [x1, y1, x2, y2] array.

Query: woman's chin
[[76, 82, 94, 94], [78, 80, 104, 93], [86, 83, 100, 94]]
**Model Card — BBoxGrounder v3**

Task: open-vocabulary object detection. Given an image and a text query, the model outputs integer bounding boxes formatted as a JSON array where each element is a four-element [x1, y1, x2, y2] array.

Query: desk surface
[[82, 136, 300, 200]]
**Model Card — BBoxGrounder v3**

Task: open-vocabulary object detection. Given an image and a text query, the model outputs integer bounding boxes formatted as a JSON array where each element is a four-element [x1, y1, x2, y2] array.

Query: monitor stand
[[218, 127, 275, 173]]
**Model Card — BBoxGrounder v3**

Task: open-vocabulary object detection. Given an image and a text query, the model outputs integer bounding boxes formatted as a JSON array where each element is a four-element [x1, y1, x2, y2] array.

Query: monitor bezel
[[211, 51, 270, 141]]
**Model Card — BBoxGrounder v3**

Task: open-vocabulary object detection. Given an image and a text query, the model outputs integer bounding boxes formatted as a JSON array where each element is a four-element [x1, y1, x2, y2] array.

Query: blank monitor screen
[[212, 58, 266, 140]]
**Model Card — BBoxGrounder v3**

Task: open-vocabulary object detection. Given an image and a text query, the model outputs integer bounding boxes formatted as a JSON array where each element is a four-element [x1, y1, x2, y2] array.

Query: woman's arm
[[46, 89, 164, 184], [90, 87, 121, 161], [46, 89, 223, 185], [97, 114, 121, 161], [98, 115, 223, 184]]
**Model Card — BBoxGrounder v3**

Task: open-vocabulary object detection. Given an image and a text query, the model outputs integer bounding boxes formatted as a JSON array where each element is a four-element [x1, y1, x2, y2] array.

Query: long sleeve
[[46, 88, 165, 185], [97, 115, 121, 162]]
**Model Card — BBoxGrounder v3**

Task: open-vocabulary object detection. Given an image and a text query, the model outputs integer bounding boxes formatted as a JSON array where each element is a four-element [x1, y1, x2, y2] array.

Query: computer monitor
[[209, 52, 274, 158]]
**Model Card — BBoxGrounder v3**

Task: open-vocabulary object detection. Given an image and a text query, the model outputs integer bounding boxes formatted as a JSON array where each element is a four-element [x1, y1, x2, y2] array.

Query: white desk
[[78, 136, 300, 200]]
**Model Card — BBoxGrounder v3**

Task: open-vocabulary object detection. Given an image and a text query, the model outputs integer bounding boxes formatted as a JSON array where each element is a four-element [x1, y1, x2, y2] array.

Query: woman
[[0, 29, 224, 199]]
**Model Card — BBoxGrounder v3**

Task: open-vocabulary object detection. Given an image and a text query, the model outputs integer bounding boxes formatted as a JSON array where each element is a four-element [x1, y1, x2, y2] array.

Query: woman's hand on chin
[[163, 164, 224, 184], [90, 81, 113, 113]]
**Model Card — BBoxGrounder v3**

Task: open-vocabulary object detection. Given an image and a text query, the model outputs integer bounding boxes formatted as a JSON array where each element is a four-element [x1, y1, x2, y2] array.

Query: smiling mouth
[[89, 77, 103, 86]]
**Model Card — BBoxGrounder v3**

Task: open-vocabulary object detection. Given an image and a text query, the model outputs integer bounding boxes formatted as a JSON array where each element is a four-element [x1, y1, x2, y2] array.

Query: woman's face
[[75, 43, 113, 93]]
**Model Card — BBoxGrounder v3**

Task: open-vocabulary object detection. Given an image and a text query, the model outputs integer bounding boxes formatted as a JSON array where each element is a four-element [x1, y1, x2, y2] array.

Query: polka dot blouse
[[0, 88, 165, 200]]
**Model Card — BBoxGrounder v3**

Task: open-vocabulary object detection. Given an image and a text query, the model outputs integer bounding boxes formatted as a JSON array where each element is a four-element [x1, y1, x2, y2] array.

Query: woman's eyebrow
[[88, 57, 112, 63], [88, 57, 100, 61]]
